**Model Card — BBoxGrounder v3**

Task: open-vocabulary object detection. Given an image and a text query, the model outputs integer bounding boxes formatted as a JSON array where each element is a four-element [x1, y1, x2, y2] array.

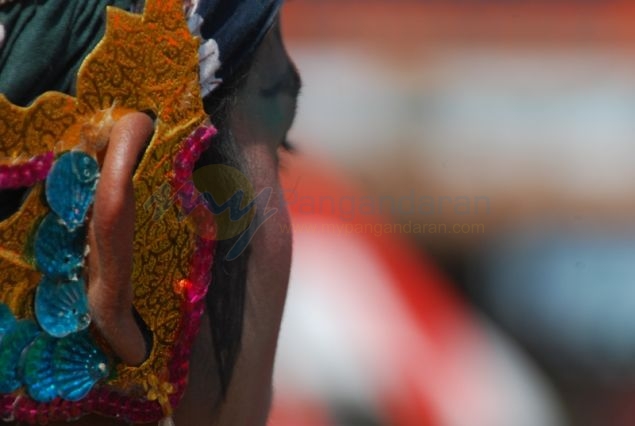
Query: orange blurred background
[[273, 2, 635, 426]]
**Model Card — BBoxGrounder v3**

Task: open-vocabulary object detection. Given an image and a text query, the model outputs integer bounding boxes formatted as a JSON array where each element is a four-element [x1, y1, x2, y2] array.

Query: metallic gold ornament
[[0, 0, 215, 422]]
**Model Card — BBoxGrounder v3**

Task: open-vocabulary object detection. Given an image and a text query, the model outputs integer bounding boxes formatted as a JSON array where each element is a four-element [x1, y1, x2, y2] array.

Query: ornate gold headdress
[[0, 0, 216, 423]]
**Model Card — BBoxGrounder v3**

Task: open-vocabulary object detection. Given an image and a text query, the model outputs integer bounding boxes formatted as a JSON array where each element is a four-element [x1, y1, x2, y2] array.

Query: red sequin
[[0, 152, 54, 190]]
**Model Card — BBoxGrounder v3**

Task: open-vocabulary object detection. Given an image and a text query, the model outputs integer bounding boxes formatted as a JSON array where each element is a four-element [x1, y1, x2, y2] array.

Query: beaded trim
[[0, 152, 54, 190]]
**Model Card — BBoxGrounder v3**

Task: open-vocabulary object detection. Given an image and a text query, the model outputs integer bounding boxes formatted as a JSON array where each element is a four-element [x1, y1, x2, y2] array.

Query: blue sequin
[[45, 151, 99, 231], [0, 149, 109, 403], [35, 277, 90, 338], [0, 303, 16, 339], [53, 332, 109, 401], [2, 147, 108, 402], [34, 213, 86, 281], [22, 334, 58, 402], [0, 320, 39, 393]]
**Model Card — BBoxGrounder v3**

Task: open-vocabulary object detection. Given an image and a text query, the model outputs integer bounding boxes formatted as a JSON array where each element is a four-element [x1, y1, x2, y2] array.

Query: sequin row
[[5, 125, 218, 424], [0, 152, 53, 189], [0, 149, 108, 419], [167, 125, 217, 408], [172, 125, 217, 212], [169, 236, 216, 406], [2, 387, 161, 424], [0, 311, 108, 404], [33, 150, 99, 337], [172, 126, 218, 242]]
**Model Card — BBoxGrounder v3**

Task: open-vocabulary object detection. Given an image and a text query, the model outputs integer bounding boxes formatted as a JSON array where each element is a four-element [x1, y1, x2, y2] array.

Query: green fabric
[[0, 0, 134, 106]]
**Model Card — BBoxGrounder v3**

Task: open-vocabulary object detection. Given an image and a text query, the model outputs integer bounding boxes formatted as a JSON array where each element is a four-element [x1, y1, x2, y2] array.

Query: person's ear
[[88, 112, 154, 366]]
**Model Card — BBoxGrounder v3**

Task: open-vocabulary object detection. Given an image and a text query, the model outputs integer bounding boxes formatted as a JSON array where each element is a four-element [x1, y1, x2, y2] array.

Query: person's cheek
[[243, 142, 292, 293], [242, 143, 292, 338], [215, 142, 290, 423]]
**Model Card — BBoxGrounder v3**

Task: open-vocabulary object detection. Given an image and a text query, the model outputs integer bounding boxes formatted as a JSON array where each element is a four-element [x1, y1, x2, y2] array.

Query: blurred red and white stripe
[[270, 156, 565, 426]]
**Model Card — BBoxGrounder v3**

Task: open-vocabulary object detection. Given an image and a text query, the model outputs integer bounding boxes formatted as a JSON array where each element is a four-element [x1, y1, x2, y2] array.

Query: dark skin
[[40, 21, 301, 426]]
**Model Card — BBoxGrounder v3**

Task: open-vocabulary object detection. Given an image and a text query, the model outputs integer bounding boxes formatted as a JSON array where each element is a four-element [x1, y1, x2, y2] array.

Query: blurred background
[[271, 1, 635, 425]]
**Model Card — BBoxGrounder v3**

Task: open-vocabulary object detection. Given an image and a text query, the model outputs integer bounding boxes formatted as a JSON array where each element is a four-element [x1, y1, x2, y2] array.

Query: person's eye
[[277, 139, 296, 172], [280, 139, 295, 153]]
